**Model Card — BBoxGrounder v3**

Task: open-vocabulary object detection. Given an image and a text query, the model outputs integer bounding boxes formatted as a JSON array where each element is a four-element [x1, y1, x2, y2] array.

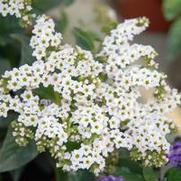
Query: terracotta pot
[[113, 0, 171, 32]]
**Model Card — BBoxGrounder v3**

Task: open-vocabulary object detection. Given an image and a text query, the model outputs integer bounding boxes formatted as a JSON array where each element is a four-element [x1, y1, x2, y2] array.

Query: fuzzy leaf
[[143, 167, 159, 181], [74, 28, 101, 52], [0, 112, 18, 128], [114, 167, 144, 181], [166, 167, 181, 181], [11, 34, 35, 66], [0, 129, 38, 172]]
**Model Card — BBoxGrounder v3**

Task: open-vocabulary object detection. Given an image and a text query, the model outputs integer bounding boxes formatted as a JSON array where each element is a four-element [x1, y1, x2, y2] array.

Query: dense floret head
[[0, 15, 180, 175]]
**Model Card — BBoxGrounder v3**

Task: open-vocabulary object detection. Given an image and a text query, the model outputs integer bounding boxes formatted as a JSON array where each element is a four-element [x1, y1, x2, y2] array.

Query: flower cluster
[[0, 15, 180, 175], [168, 141, 181, 167], [97, 175, 124, 181], [0, 0, 34, 26], [30, 15, 63, 60]]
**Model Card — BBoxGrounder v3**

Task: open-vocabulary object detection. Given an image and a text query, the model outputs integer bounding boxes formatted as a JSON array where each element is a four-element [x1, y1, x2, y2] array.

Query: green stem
[[159, 165, 171, 181]]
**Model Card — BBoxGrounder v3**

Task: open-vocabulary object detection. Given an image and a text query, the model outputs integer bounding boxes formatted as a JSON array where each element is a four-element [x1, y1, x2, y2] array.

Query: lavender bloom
[[168, 141, 181, 167], [97, 175, 124, 181]]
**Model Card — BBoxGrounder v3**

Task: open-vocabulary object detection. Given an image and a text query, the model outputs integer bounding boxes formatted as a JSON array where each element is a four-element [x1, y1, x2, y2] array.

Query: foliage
[[57, 12, 69, 34], [163, 0, 181, 60], [163, 0, 181, 20], [74, 27, 101, 52], [32, 0, 74, 12], [166, 167, 181, 181], [0, 129, 38, 172]]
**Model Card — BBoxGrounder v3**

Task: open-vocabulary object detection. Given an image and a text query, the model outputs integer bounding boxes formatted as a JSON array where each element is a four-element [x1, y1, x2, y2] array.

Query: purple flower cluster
[[168, 141, 181, 167], [97, 175, 124, 181]]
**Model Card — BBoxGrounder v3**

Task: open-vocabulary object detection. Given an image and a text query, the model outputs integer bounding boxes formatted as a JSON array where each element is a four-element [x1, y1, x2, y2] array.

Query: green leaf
[[117, 159, 143, 174], [118, 149, 143, 174], [32, 0, 74, 12], [166, 167, 181, 181], [19, 36, 34, 66], [114, 167, 144, 181], [0, 112, 18, 128], [67, 170, 95, 181], [11, 34, 35, 66], [34, 153, 54, 174], [34, 85, 61, 105], [57, 12, 68, 34], [55, 169, 95, 181], [113, 149, 145, 181], [0, 129, 38, 172], [101, 21, 118, 35], [74, 28, 101, 52], [63, 0, 75, 6], [166, 18, 181, 60], [163, 0, 181, 20], [32, 0, 62, 12], [0, 42, 21, 67], [0, 16, 22, 45], [0, 57, 11, 75], [0, 17, 20, 34], [0, 17, 22, 67], [74, 28, 95, 51], [10, 168, 23, 181], [143, 167, 159, 181]]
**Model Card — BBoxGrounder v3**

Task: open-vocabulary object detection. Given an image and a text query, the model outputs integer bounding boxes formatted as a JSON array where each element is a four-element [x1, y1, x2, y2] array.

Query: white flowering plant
[[0, 1, 181, 181]]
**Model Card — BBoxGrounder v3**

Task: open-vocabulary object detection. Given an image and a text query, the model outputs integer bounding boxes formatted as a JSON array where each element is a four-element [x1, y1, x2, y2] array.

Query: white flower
[[0, 0, 33, 25], [0, 15, 180, 174]]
